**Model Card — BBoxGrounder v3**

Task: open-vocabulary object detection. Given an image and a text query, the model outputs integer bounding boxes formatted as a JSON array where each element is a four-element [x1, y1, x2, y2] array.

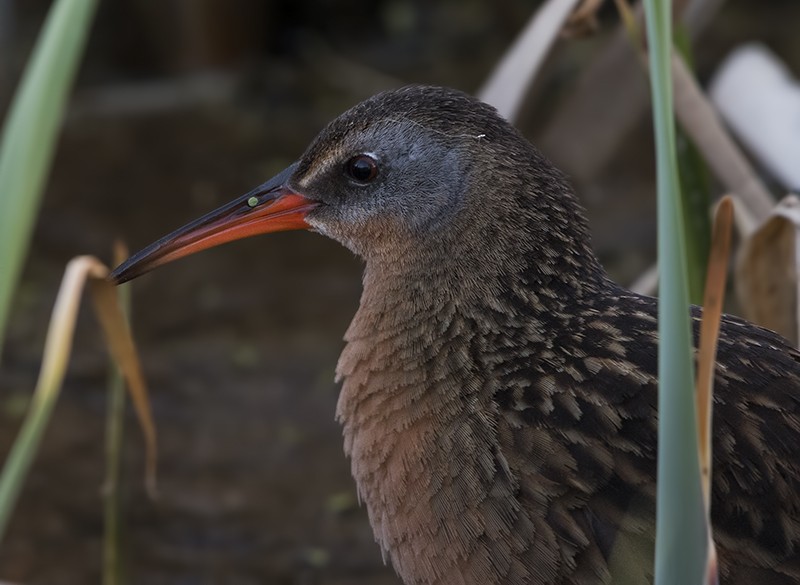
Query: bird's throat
[[334, 265, 531, 585]]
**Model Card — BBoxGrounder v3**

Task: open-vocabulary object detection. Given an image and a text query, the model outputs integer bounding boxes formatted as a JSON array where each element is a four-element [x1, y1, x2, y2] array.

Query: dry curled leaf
[[41, 256, 157, 489], [735, 194, 800, 346], [88, 266, 158, 495]]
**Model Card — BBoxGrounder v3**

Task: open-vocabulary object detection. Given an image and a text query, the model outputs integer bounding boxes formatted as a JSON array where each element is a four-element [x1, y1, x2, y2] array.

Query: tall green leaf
[[0, 0, 100, 356], [642, 1, 708, 584]]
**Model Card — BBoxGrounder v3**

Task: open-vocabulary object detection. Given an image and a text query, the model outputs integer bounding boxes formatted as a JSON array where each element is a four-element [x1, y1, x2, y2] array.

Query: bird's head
[[111, 86, 597, 287]]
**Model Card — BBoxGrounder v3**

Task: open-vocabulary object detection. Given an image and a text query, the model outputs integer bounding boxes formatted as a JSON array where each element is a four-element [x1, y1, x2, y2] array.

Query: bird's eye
[[345, 154, 379, 183]]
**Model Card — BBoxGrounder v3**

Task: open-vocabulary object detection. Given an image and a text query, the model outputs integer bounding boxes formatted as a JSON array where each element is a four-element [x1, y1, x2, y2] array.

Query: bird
[[111, 85, 800, 585]]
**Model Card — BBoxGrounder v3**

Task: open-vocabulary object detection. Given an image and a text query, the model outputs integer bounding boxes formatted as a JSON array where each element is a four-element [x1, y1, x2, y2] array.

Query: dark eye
[[345, 154, 379, 183]]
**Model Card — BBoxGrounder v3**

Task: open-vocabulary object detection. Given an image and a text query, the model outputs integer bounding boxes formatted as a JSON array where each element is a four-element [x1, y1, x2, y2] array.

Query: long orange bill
[[110, 163, 317, 284]]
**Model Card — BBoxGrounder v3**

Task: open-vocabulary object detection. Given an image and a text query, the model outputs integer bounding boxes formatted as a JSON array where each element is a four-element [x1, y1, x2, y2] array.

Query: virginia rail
[[111, 86, 800, 585]]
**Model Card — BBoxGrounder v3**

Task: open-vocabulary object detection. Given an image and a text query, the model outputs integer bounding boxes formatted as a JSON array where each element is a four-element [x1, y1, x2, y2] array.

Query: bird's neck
[[335, 266, 496, 584], [334, 239, 608, 584]]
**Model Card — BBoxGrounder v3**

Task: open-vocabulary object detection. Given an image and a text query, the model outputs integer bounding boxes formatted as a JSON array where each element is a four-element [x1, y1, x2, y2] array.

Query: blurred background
[[0, 0, 798, 583]]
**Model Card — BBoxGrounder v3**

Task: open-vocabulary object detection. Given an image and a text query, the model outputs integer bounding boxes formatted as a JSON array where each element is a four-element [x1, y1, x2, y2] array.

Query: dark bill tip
[[109, 163, 317, 285]]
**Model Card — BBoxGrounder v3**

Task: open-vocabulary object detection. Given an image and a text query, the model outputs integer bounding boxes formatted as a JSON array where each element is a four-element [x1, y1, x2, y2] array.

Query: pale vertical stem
[[103, 244, 131, 585]]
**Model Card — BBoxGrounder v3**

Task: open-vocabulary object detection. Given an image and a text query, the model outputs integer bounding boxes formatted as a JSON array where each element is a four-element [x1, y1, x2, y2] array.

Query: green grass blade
[[674, 26, 711, 305], [103, 243, 131, 585], [677, 130, 711, 305], [643, 1, 708, 584], [103, 272, 130, 585], [0, 0, 100, 357]]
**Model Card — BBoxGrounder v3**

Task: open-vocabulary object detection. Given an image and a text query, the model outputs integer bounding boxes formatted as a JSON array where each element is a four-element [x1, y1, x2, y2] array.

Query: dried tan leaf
[[479, 0, 583, 122], [86, 261, 158, 495], [735, 194, 800, 346], [695, 195, 733, 505], [28, 254, 158, 493]]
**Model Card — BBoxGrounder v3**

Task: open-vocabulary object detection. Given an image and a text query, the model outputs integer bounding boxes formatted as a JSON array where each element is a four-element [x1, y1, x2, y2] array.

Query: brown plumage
[[111, 86, 800, 584]]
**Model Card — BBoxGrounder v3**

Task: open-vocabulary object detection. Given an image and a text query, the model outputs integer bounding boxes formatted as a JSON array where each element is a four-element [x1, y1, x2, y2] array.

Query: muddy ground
[[1, 1, 799, 583]]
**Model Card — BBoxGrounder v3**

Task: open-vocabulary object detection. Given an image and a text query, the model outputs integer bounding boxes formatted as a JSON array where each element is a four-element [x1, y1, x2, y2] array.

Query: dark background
[[1, 1, 798, 583]]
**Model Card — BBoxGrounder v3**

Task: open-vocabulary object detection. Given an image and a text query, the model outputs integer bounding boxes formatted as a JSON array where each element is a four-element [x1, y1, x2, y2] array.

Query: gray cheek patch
[[406, 149, 468, 234]]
